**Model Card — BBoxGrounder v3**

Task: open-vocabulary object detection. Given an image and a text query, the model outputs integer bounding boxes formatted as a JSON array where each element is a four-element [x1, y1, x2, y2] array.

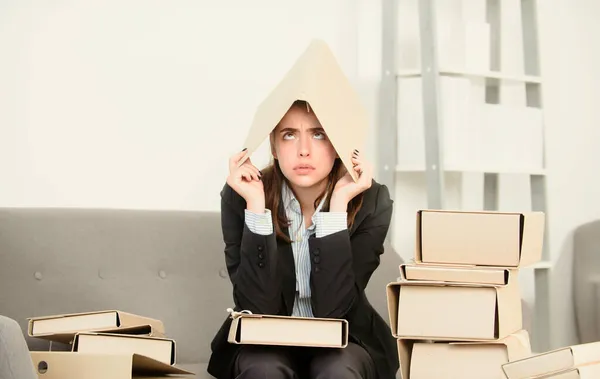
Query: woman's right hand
[[227, 149, 265, 213]]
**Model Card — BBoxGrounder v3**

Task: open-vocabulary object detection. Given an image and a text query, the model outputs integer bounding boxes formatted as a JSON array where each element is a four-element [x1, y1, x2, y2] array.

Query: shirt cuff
[[244, 209, 274, 235], [313, 212, 348, 238]]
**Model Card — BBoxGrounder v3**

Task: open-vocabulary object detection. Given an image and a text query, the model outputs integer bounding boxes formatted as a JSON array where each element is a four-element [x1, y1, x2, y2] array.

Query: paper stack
[[26, 310, 193, 378], [387, 209, 546, 379], [501, 340, 600, 378]]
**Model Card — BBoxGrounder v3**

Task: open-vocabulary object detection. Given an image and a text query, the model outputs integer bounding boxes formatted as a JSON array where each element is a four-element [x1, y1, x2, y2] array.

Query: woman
[[207, 100, 399, 379]]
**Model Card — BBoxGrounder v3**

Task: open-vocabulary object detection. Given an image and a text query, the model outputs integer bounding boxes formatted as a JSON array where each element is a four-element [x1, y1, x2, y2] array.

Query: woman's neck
[[289, 179, 328, 215]]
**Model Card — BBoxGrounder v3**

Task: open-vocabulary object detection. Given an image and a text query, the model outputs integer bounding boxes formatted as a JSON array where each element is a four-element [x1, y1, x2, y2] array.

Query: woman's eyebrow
[[279, 126, 325, 133]]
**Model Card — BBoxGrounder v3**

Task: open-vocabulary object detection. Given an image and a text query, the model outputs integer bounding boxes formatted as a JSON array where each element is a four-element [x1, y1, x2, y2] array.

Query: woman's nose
[[298, 136, 311, 157]]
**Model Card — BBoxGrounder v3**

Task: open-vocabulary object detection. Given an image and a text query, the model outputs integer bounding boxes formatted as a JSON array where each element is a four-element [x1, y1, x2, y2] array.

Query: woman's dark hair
[[261, 100, 365, 242]]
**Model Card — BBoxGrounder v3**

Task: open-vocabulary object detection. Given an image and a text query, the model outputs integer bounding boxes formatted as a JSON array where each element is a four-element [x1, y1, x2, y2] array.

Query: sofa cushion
[[0, 207, 403, 372], [0, 208, 233, 365]]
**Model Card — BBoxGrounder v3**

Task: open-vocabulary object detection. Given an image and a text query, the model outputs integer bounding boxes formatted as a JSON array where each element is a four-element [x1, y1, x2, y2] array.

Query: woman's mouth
[[294, 165, 315, 174]]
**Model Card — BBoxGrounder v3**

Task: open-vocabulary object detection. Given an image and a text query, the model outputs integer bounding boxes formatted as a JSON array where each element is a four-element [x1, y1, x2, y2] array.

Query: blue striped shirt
[[244, 182, 348, 317]]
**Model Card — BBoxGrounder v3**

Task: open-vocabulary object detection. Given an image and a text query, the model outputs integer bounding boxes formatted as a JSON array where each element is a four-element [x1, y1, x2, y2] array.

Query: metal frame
[[418, 0, 445, 209], [377, 0, 398, 193], [381, 0, 552, 353]]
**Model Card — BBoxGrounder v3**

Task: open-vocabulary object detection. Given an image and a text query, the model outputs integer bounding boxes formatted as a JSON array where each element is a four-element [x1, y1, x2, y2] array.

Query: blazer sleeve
[[220, 184, 283, 315], [308, 183, 393, 318]]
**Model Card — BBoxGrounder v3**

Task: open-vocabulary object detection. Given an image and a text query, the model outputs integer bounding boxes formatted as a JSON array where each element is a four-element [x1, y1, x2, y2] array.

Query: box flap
[[497, 277, 524, 338], [131, 354, 192, 375], [450, 329, 532, 361], [386, 282, 400, 337], [30, 351, 193, 378]]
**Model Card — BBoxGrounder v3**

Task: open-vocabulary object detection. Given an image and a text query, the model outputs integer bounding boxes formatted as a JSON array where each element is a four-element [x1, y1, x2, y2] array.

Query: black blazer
[[207, 180, 399, 379]]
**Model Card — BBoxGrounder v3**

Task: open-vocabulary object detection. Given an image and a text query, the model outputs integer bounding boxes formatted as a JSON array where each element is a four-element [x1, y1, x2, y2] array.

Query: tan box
[[30, 351, 193, 379], [28, 310, 165, 344], [397, 330, 531, 379], [502, 341, 600, 379], [387, 279, 522, 341], [415, 210, 545, 267], [536, 363, 600, 378], [228, 313, 348, 348], [400, 263, 512, 286]]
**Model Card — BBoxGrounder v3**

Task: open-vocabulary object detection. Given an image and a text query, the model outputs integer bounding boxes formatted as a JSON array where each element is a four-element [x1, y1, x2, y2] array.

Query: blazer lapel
[[277, 228, 296, 316]]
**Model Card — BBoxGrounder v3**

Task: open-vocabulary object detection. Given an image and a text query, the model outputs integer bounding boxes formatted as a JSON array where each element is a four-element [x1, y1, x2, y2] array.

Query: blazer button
[[313, 256, 321, 264], [257, 245, 264, 252], [258, 262, 265, 268], [258, 253, 264, 260], [312, 248, 320, 256], [314, 266, 320, 273]]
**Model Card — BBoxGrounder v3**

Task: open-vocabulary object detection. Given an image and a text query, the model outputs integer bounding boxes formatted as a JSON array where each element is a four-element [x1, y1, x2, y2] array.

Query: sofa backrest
[[573, 219, 600, 343], [0, 208, 403, 364]]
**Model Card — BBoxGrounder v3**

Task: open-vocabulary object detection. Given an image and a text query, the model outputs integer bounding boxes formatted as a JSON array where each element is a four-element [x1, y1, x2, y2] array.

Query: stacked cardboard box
[[26, 310, 194, 378], [387, 209, 546, 379], [501, 340, 600, 378]]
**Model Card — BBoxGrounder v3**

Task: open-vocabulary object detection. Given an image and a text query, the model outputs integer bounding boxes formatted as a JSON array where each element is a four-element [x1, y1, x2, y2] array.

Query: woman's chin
[[287, 174, 327, 189]]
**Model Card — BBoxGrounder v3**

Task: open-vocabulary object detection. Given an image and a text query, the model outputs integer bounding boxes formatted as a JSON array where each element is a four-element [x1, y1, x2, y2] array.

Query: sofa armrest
[[0, 316, 37, 379]]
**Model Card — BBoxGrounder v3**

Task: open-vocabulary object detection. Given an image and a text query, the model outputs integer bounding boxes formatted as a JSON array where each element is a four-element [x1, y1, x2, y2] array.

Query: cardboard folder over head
[[239, 39, 369, 182]]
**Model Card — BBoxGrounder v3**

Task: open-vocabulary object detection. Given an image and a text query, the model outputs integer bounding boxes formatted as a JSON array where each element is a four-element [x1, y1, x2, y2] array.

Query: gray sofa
[[0, 208, 403, 378]]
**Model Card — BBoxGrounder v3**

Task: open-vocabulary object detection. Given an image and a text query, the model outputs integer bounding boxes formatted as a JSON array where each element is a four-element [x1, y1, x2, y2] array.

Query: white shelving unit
[[377, 0, 552, 353]]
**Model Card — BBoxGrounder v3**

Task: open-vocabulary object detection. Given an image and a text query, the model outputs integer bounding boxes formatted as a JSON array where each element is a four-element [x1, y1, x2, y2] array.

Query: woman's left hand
[[330, 150, 373, 211]]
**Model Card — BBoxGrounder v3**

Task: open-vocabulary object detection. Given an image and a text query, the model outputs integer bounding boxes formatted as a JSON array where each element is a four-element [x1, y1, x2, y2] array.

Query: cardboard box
[[30, 351, 193, 379], [502, 340, 600, 379], [536, 363, 600, 378], [387, 279, 522, 341], [400, 263, 512, 286], [415, 210, 545, 267], [28, 310, 165, 344], [397, 330, 531, 379], [228, 313, 348, 348]]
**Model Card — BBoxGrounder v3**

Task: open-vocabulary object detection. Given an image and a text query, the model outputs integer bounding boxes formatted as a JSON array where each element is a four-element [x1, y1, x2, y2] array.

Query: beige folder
[[30, 351, 193, 379], [228, 313, 348, 348], [27, 310, 165, 344]]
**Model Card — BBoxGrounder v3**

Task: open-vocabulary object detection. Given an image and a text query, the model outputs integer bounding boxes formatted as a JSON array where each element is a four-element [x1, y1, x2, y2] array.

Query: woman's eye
[[283, 133, 295, 140], [313, 132, 325, 140]]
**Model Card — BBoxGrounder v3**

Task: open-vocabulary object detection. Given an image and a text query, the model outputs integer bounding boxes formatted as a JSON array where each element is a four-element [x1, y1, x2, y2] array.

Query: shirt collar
[[282, 182, 328, 218]]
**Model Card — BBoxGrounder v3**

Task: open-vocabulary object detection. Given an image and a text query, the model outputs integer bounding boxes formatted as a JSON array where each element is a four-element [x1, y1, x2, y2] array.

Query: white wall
[[537, 0, 600, 349], [0, 0, 367, 211], [2, 0, 599, 351]]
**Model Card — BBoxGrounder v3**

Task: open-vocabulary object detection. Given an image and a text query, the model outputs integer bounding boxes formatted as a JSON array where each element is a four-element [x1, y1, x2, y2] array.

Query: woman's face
[[272, 104, 337, 190]]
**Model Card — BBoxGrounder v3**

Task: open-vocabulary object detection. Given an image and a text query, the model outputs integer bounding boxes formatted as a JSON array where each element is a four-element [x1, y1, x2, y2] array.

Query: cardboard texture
[[239, 39, 369, 182], [415, 210, 545, 267], [28, 310, 165, 343], [397, 330, 531, 379], [73, 332, 176, 366], [501, 341, 600, 379], [399, 263, 511, 286], [30, 351, 193, 379], [536, 363, 600, 379], [228, 313, 348, 348], [387, 279, 522, 341]]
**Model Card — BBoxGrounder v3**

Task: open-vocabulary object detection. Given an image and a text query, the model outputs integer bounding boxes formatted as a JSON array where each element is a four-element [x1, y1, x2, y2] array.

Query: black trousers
[[233, 342, 376, 379]]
